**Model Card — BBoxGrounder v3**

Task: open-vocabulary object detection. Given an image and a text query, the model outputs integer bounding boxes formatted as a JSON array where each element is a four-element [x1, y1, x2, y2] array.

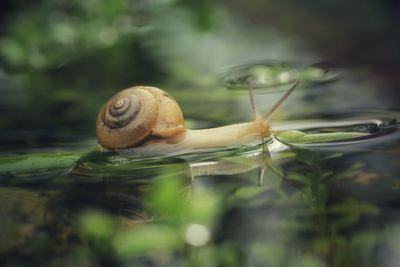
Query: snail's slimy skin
[[123, 117, 272, 155]]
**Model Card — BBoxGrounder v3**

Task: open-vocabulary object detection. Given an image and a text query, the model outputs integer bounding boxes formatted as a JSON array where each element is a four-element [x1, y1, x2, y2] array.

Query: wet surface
[[0, 62, 399, 267]]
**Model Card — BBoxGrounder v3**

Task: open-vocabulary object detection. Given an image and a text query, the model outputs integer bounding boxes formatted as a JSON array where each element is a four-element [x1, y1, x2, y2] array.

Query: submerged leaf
[[276, 131, 368, 144], [0, 152, 84, 181]]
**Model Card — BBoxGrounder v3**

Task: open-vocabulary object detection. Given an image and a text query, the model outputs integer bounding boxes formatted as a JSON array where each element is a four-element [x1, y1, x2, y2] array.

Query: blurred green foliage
[[0, 0, 217, 70], [0, 0, 219, 138], [74, 171, 223, 267], [69, 148, 395, 267], [0, 144, 399, 267], [0, 1, 399, 267]]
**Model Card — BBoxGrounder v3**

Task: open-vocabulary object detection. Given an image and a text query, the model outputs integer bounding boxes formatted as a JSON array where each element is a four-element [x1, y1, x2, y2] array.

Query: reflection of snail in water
[[96, 80, 301, 154]]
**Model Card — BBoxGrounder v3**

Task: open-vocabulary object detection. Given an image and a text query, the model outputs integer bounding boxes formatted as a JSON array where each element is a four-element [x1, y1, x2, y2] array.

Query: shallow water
[[0, 62, 399, 267]]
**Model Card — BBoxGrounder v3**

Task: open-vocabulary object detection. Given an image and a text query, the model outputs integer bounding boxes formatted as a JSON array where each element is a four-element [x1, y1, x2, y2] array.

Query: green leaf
[[0, 152, 84, 181], [276, 131, 368, 144]]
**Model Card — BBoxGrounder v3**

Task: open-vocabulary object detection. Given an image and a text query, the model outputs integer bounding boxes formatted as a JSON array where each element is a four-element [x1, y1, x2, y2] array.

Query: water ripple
[[219, 60, 340, 91]]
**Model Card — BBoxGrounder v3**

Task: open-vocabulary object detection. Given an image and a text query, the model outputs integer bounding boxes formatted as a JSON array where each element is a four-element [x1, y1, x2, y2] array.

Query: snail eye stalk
[[247, 76, 262, 120], [264, 80, 302, 121], [245, 79, 301, 153]]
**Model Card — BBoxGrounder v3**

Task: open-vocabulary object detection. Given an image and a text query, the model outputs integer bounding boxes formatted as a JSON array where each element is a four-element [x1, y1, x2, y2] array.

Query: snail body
[[133, 117, 271, 154], [96, 82, 299, 155]]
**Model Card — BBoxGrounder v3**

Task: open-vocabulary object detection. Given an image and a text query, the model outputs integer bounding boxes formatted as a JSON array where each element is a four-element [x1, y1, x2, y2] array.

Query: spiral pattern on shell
[[96, 86, 185, 149], [104, 95, 139, 128], [96, 88, 158, 149]]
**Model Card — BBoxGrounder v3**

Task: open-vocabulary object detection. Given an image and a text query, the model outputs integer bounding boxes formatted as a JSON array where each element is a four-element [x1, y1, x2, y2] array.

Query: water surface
[[0, 63, 399, 267]]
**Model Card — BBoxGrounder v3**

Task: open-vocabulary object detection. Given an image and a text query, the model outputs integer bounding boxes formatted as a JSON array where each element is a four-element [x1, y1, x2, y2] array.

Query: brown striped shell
[[96, 86, 185, 149]]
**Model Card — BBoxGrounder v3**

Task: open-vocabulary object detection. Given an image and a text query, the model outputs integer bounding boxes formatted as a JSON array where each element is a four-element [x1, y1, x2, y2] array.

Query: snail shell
[[96, 86, 185, 149]]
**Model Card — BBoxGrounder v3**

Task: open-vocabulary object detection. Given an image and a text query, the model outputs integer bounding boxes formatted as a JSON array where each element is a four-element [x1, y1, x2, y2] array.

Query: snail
[[96, 80, 301, 155]]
